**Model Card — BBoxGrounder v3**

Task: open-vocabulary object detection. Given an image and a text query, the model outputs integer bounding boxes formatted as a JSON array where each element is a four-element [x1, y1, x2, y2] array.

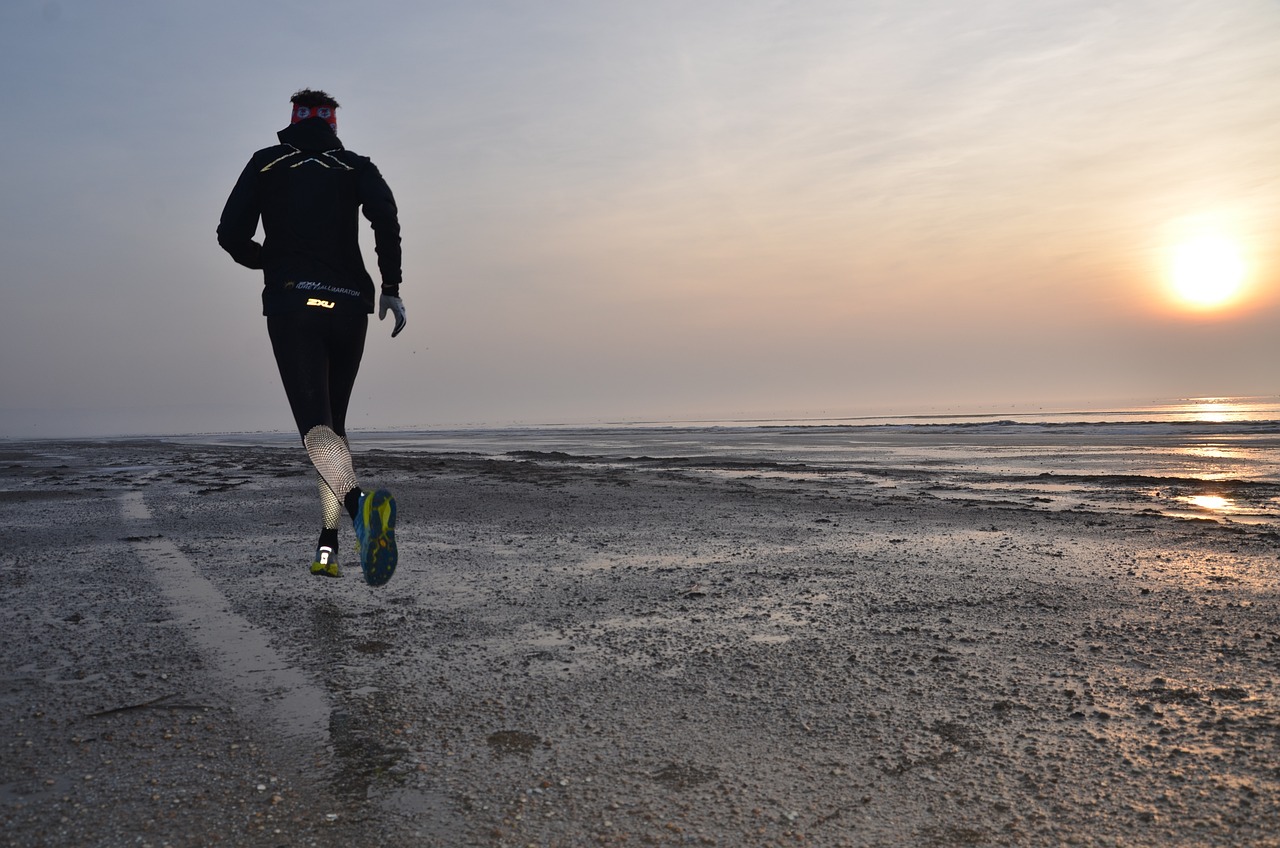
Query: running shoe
[[353, 489, 397, 586], [311, 544, 341, 578]]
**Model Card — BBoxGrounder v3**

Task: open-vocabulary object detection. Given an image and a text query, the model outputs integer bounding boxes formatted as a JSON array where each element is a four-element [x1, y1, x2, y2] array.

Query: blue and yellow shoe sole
[[355, 489, 397, 586]]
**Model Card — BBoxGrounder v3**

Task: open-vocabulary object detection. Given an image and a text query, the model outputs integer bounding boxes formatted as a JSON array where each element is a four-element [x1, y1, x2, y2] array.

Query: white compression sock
[[317, 476, 344, 530], [303, 425, 358, 508]]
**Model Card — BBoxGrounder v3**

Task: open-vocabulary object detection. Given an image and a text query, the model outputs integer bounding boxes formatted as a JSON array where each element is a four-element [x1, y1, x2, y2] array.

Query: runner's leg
[[325, 312, 397, 586], [267, 310, 366, 502], [268, 310, 366, 576]]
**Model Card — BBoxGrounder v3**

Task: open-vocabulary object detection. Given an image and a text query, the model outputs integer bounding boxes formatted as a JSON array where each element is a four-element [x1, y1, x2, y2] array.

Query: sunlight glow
[[1190, 401, 1230, 423], [1168, 235, 1247, 310], [1186, 494, 1230, 511]]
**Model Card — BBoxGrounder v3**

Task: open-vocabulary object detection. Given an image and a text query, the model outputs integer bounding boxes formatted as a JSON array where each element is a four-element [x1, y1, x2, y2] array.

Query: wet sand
[[1, 438, 1278, 847]]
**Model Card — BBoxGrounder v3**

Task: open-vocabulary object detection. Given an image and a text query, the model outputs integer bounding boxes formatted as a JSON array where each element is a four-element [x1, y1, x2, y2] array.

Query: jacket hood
[[277, 117, 345, 151]]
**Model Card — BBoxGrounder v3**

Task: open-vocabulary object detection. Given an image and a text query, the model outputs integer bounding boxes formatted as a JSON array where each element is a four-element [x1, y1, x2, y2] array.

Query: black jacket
[[217, 118, 402, 315]]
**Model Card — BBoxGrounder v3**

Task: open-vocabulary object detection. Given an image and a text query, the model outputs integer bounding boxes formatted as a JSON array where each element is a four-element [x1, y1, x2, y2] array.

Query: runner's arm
[[217, 159, 265, 270], [359, 162, 402, 296]]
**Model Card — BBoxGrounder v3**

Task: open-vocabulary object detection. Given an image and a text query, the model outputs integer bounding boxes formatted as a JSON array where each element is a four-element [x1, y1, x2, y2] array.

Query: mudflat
[[2, 438, 1277, 847]]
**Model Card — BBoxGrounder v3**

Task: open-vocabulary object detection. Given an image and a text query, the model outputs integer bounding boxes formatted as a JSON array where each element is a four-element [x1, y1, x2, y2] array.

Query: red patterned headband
[[291, 104, 337, 129]]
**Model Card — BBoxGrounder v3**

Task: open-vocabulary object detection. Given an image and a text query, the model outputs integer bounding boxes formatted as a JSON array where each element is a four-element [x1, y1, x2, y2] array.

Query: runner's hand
[[379, 294, 407, 338]]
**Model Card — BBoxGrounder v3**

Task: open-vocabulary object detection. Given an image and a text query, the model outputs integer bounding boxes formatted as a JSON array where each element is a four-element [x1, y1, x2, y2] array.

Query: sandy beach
[[1, 436, 1278, 847]]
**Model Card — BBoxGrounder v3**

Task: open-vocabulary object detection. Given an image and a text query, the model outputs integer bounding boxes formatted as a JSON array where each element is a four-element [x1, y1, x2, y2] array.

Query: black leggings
[[267, 309, 368, 439]]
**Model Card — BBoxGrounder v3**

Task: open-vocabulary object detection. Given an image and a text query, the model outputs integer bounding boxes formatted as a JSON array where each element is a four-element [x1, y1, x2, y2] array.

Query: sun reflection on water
[[1182, 447, 1237, 461], [1177, 397, 1272, 423], [1185, 494, 1230, 512], [1193, 402, 1230, 423], [1173, 447, 1251, 481]]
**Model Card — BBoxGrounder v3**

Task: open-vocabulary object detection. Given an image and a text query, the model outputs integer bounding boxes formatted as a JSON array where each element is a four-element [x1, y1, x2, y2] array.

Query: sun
[[1167, 234, 1247, 311]]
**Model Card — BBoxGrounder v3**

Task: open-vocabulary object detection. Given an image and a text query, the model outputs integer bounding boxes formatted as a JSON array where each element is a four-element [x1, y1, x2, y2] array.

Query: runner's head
[[290, 89, 339, 130]]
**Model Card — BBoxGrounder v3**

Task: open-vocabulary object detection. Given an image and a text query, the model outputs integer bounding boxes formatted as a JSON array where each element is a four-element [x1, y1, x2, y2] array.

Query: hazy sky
[[3, 0, 1279, 436]]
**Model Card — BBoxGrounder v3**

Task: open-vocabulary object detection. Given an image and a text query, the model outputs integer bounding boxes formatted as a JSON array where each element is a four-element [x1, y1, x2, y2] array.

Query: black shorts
[[266, 308, 368, 439]]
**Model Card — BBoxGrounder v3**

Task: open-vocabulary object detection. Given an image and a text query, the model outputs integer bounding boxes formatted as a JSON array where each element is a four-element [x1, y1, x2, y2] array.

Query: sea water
[[202, 396, 1280, 528], [352, 396, 1280, 528]]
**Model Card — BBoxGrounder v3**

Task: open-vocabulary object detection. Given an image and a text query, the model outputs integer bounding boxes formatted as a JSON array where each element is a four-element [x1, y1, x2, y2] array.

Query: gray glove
[[379, 294, 406, 337]]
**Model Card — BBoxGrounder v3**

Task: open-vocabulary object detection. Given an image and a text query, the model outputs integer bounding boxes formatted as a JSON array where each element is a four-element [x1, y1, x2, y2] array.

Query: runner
[[217, 88, 405, 586]]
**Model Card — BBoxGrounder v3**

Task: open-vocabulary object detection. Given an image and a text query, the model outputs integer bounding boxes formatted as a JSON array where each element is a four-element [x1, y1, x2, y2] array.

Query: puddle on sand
[[375, 786, 472, 841], [487, 730, 542, 757], [327, 707, 410, 797]]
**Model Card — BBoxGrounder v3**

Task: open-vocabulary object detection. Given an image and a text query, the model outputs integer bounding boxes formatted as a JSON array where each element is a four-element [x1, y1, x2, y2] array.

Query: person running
[[217, 88, 405, 586]]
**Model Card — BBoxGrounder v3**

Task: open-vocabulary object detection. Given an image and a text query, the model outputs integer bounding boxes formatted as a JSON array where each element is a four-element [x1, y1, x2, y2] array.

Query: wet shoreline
[[2, 438, 1278, 846]]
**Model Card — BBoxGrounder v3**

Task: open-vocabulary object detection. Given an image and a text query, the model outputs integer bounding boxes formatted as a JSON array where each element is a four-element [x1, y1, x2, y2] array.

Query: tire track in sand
[[119, 490, 330, 755]]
